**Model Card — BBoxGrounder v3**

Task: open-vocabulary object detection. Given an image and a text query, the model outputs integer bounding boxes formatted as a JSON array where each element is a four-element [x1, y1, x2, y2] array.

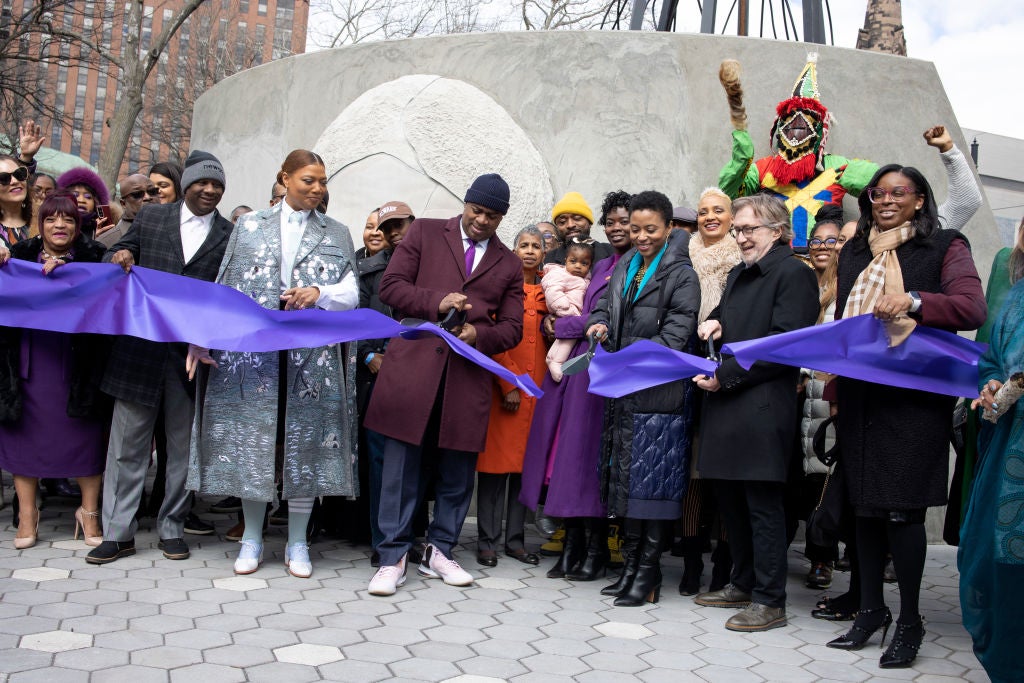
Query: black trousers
[[714, 479, 788, 608], [476, 472, 527, 552]]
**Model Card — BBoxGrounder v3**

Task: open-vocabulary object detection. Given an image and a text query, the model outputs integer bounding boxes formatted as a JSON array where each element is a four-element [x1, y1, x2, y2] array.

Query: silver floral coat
[[187, 205, 359, 501]]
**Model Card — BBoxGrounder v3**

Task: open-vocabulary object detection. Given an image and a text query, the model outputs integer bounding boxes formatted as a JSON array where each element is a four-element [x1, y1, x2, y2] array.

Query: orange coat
[[477, 281, 549, 473]]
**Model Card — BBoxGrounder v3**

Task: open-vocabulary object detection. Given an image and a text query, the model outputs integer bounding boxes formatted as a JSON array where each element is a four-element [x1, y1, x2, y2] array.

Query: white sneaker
[[418, 543, 473, 586], [233, 540, 263, 575], [368, 556, 407, 596], [285, 542, 313, 578]]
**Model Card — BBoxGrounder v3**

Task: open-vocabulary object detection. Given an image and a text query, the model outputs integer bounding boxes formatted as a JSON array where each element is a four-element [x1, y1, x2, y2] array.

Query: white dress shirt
[[180, 204, 214, 263], [279, 201, 358, 311]]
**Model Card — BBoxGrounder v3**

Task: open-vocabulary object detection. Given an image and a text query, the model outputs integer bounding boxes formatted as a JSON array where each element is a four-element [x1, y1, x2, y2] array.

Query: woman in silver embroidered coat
[[187, 150, 359, 579]]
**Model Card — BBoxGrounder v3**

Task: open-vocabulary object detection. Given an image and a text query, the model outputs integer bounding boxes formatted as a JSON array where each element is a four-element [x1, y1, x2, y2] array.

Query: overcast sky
[[669, 0, 1024, 139]]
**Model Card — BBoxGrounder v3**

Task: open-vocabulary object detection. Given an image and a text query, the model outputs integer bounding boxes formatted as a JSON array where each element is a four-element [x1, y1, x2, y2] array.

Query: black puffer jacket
[[356, 248, 394, 413], [587, 230, 701, 519], [0, 236, 111, 423]]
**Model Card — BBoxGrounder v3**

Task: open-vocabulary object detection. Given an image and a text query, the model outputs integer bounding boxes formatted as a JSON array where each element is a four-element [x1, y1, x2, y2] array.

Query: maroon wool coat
[[363, 215, 524, 453]]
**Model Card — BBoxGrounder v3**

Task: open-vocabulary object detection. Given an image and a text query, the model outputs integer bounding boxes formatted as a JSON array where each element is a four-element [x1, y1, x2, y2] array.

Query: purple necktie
[[464, 239, 477, 276]]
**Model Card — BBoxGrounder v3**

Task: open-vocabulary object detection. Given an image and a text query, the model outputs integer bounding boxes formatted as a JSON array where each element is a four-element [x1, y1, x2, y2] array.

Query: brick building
[[5, 0, 307, 175]]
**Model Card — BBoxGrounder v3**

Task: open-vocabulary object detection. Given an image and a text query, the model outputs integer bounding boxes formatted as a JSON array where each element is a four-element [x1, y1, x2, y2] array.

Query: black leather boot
[[710, 539, 732, 591], [601, 518, 641, 596], [614, 519, 668, 606], [678, 536, 704, 596], [566, 517, 610, 581], [546, 518, 586, 578]]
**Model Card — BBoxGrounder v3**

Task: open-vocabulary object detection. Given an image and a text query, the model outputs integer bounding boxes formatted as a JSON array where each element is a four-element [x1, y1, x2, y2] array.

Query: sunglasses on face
[[124, 187, 161, 201], [0, 166, 29, 186]]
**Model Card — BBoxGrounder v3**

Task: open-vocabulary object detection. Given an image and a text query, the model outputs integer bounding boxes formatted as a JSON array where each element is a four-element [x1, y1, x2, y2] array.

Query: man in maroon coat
[[366, 174, 525, 596]]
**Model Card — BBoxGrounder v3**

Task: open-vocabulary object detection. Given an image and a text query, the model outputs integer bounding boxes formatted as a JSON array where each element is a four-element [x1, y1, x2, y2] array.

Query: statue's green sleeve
[[719, 130, 761, 198]]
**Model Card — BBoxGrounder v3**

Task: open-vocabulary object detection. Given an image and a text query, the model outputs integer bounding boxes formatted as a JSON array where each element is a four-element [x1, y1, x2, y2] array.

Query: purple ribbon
[[722, 314, 986, 398], [586, 340, 718, 398], [0, 259, 542, 397]]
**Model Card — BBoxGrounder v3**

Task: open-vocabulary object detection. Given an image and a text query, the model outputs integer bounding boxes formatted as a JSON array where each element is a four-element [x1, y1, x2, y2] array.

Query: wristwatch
[[908, 291, 922, 314]]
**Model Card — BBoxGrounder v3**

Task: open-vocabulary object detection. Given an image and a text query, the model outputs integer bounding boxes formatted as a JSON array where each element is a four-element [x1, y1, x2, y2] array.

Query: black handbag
[[807, 465, 847, 547], [807, 416, 847, 546]]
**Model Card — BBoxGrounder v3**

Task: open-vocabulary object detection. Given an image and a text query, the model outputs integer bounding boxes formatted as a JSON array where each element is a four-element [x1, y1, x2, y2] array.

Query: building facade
[[6, 0, 307, 175]]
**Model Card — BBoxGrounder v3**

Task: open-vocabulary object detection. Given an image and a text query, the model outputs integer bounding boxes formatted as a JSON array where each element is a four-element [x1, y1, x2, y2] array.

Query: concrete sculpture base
[[193, 30, 1000, 280]]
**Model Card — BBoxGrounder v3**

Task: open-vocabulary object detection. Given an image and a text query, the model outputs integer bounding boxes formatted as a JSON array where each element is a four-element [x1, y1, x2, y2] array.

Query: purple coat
[[520, 254, 621, 518]]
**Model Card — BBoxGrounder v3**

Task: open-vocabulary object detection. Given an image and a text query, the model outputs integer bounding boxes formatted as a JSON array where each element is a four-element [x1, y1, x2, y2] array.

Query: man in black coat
[[692, 194, 819, 631], [87, 150, 234, 565]]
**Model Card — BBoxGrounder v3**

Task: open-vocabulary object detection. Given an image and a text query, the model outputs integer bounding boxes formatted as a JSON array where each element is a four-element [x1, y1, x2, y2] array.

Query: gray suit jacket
[[100, 200, 234, 407]]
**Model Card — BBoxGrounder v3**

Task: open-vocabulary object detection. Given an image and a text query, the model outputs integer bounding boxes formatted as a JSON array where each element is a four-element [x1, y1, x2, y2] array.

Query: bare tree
[[142, 1, 266, 166], [95, 0, 208, 187], [308, 0, 505, 48], [0, 1, 113, 154], [520, 0, 615, 30]]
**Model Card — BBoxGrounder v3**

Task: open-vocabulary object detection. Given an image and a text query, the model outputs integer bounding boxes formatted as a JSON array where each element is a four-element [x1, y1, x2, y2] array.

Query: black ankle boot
[[827, 606, 893, 650], [709, 539, 732, 591], [601, 518, 640, 596], [678, 536, 704, 596], [547, 520, 586, 578], [614, 520, 667, 607], [880, 618, 925, 668], [566, 518, 610, 581]]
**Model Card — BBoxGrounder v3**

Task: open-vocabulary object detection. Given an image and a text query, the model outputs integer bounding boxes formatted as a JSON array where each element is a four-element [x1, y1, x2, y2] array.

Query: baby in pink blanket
[[542, 240, 595, 382]]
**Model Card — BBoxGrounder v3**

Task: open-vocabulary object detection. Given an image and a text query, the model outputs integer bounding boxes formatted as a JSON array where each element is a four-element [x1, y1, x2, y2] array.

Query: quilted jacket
[[587, 230, 700, 519]]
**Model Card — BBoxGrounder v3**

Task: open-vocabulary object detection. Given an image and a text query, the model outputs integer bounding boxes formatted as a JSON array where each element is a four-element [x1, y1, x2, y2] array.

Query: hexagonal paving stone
[[594, 621, 653, 640], [10, 567, 71, 582], [442, 675, 508, 683], [212, 576, 269, 592], [474, 577, 525, 590], [168, 663, 247, 683], [274, 642, 345, 666], [19, 629, 92, 652]]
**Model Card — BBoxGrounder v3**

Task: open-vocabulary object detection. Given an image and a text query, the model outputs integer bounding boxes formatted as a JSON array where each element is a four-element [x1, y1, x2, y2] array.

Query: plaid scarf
[[842, 222, 916, 346]]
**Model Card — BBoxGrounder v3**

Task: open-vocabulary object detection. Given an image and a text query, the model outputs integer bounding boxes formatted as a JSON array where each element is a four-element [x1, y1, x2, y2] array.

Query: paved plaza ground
[[0, 493, 989, 682]]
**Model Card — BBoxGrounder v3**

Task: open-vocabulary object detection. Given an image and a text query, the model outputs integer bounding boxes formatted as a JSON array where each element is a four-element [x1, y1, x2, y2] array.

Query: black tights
[[856, 516, 926, 624]]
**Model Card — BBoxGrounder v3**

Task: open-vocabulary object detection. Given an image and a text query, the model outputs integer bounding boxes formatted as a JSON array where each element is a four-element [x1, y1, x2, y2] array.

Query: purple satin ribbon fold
[[586, 339, 718, 398], [722, 314, 986, 398], [0, 259, 541, 398]]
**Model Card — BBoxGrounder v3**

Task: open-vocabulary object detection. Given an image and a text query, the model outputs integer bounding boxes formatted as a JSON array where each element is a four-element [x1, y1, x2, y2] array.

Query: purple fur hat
[[56, 167, 110, 206]]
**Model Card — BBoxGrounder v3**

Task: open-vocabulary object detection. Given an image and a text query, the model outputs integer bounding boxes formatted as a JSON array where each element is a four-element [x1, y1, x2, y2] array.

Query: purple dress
[[0, 257, 105, 478], [520, 254, 621, 518]]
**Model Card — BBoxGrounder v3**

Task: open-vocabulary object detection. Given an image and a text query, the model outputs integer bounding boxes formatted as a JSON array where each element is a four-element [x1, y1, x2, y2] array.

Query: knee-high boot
[[566, 517, 610, 581], [601, 517, 641, 596], [547, 518, 586, 578], [614, 519, 668, 606]]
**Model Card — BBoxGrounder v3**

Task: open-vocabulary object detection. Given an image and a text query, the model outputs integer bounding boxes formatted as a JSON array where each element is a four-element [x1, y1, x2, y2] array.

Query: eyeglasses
[[809, 237, 838, 248], [0, 166, 29, 186], [542, 232, 555, 240], [124, 187, 160, 201], [71, 190, 94, 200], [866, 186, 918, 203], [729, 224, 773, 238]]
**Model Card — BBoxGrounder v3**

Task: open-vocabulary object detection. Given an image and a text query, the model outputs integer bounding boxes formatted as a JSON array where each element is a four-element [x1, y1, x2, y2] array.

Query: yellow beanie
[[551, 191, 594, 224]]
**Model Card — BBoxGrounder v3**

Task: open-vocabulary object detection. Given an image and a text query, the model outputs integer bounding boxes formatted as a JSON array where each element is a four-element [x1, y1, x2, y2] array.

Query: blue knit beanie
[[463, 173, 510, 215]]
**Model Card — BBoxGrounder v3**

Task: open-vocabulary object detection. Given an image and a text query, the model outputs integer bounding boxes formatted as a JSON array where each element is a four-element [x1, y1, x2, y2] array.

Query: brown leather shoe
[[694, 583, 752, 608], [725, 603, 787, 632]]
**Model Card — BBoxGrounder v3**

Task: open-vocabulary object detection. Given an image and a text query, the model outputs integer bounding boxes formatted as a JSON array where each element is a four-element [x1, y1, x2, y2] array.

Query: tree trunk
[[98, 89, 144, 187]]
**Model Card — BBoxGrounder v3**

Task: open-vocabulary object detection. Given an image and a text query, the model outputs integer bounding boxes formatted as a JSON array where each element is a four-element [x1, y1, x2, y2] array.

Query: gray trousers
[[476, 472, 527, 553], [102, 365, 194, 541]]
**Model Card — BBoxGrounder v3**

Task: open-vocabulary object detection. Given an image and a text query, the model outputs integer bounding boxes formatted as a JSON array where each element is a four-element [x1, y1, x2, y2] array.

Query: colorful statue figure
[[718, 54, 878, 248]]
